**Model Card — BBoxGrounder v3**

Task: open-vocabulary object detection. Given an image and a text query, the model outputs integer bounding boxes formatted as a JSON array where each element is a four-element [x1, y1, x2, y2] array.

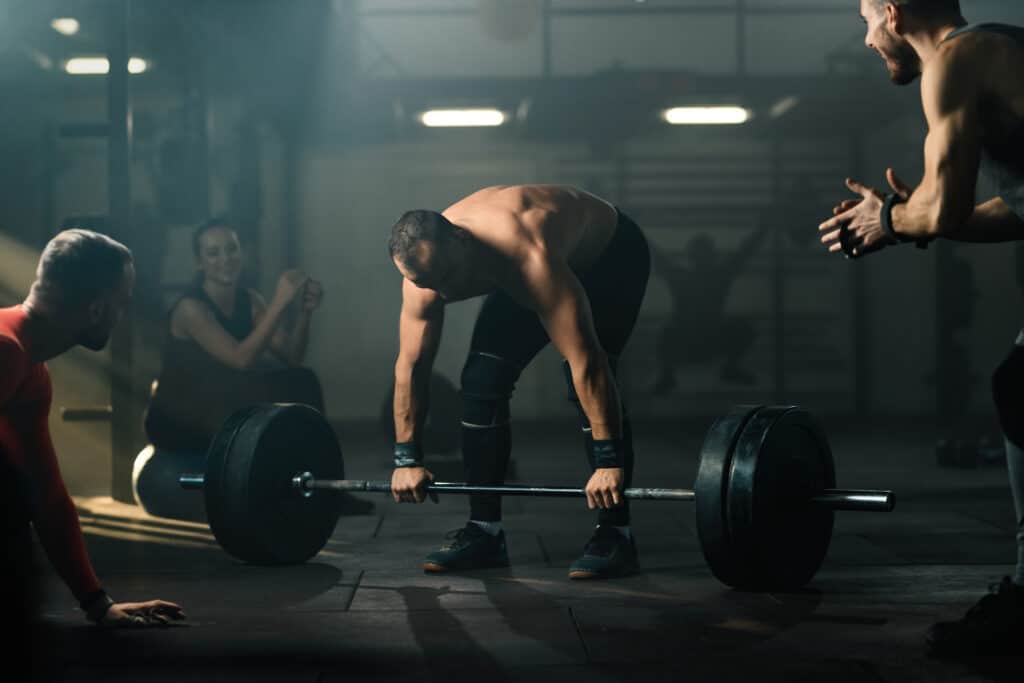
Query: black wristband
[[592, 439, 624, 469], [393, 442, 423, 468], [881, 193, 932, 250], [80, 589, 114, 623], [880, 193, 905, 245]]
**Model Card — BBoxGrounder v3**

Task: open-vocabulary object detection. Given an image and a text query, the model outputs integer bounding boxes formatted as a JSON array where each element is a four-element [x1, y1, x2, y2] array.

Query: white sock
[[470, 520, 503, 536]]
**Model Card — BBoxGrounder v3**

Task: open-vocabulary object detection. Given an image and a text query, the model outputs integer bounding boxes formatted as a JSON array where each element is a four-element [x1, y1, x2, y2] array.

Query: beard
[[882, 37, 922, 86], [78, 330, 111, 351], [78, 319, 114, 351]]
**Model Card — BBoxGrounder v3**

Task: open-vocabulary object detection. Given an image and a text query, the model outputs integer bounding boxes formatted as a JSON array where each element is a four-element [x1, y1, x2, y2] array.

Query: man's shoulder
[[938, 25, 1022, 68], [0, 335, 47, 408], [923, 35, 988, 109], [0, 333, 27, 364]]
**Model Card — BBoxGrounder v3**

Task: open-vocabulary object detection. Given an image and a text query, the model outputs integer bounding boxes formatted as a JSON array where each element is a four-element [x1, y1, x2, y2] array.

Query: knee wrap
[[460, 352, 520, 429], [993, 347, 1024, 447]]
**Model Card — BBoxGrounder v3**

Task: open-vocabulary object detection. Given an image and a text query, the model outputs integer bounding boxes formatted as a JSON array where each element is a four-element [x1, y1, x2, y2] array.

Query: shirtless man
[[818, 0, 1024, 656], [1, 229, 185, 629], [388, 185, 650, 579]]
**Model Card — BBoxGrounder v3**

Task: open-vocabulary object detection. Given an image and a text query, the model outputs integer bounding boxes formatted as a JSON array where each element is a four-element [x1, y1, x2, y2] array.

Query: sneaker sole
[[568, 565, 639, 580], [568, 569, 600, 580], [422, 560, 511, 574]]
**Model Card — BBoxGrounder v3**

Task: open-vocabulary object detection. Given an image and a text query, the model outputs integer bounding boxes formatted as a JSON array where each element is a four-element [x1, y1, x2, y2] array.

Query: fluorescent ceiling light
[[64, 57, 149, 75], [420, 109, 506, 128], [51, 17, 80, 36], [663, 106, 751, 125], [65, 57, 108, 74]]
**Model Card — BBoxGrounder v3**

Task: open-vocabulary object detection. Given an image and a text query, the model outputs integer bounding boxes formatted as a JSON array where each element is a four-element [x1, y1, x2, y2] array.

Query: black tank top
[[147, 285, 255, 430], [176, 284, 253, 341]]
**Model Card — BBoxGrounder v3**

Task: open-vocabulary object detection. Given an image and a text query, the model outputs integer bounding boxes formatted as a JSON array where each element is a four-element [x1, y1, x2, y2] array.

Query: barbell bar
[[174, 402, 895, 590], [179, 473, 892, 511]]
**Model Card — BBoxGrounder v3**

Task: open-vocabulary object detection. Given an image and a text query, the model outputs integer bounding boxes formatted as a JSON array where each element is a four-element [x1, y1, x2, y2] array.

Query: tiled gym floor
[[31, 420, 1024, 682]]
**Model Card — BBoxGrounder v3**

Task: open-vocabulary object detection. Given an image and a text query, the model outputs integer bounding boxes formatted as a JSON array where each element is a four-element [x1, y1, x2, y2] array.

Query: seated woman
[[145, 218, 325, 454]]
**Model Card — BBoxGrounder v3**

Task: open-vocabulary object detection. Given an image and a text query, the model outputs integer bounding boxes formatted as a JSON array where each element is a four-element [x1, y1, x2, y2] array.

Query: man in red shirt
[[1, 229, 184, 628]]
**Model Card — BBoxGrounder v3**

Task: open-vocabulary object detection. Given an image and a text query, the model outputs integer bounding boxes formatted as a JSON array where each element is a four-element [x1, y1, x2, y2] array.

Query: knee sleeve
[[460, 352, 520, 429], [992, 347, 1024, 447]]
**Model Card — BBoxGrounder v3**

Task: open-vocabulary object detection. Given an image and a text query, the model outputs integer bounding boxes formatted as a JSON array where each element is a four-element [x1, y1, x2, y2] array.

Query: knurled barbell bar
[[178, 403, 894, 590]]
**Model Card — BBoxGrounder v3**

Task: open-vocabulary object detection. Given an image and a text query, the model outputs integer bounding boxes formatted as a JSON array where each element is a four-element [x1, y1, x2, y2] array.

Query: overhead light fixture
[[64, 57, 149, 75], [50, 17, 80, 36], [662, 106, 752, 125], [420, 109, 506, 128], [65, 57, 108, 74]]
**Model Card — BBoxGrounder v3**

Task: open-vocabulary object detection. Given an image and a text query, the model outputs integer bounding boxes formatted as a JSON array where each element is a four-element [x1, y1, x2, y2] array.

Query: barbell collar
[[810, 489, 894, 512]]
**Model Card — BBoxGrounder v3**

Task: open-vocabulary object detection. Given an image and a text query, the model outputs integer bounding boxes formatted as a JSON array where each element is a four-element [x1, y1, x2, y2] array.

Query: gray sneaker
[[568, 526, 639, 580], [423, 523, 510, 573]]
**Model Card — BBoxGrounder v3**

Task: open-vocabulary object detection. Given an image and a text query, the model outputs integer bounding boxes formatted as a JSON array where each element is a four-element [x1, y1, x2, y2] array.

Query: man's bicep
[[398, 281, 443, 365], [920, 110, 981, 222], [917, 55, 982, 229], [20, 394, 69, 510]]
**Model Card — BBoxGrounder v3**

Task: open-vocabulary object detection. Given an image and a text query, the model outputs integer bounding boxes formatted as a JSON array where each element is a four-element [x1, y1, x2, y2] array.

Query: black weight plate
[[205, 403, 345, 565], [204, 405, 262, 561], [726, 405, 835, 590], [694, 405, 764, 589]]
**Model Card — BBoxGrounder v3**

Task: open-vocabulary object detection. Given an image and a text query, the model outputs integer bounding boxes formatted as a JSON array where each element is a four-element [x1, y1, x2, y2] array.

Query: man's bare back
[[442, 185, 618, 276]]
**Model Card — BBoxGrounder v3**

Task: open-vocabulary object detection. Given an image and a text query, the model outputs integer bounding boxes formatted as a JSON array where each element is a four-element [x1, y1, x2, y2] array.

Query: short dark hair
[[868, 0, 961, 15], [31, 229, 133, 308], [388, 210, 453, 266], [192, 216, 236, 257]]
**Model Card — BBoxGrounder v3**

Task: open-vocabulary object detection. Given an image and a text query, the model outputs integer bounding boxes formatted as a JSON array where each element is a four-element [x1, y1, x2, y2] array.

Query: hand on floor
[[100, 600, 186, 628]]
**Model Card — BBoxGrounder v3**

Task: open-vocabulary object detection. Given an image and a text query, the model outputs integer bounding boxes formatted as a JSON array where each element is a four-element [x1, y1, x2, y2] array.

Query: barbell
[[178, 403, 894, 590]]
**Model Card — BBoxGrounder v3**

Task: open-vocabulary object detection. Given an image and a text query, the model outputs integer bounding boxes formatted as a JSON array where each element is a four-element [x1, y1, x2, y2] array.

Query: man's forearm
[[891, 193, 944, 238], [393, 362, 431, 443], [891, 178, 975, 240], [33, 494, 102, 602], [572, 358, 622, 442]]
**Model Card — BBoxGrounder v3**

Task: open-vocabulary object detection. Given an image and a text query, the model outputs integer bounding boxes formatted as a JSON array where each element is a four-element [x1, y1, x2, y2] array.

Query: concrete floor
[[29, 419, 1024, 682]]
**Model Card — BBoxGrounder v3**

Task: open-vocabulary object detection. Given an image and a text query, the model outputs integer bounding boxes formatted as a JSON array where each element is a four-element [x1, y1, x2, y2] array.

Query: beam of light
[[769, 96, 800, 119], [662, 106, 752, 125], [64, 57, 149, 75], [420, 109, 506, 128], [50, 17, 80, 36], [0, 232, 40, 298]]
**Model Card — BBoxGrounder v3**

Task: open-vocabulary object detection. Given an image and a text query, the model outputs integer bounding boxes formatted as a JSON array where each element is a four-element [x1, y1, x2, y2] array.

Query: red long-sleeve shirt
[[0, 305, 101, 602]]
